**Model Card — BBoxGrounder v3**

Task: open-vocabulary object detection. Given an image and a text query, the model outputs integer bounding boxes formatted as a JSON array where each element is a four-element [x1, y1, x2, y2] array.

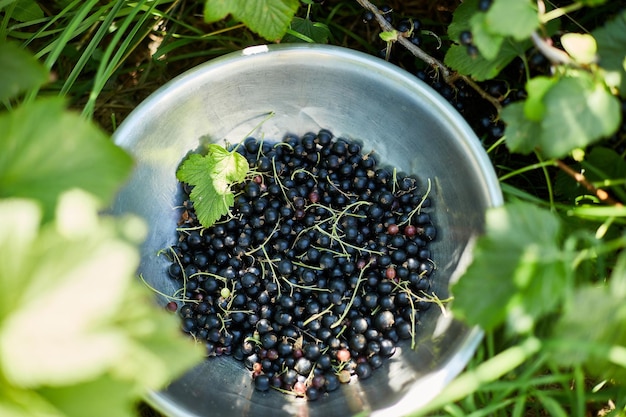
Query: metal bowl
[[111, 44, 502, 417]]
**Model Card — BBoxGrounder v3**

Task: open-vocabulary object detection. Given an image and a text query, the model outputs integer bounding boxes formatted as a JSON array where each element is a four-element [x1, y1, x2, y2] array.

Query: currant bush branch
[[355, 0, 448, 74], [555, 159, 623, 207], [355, 0, 502, 114]]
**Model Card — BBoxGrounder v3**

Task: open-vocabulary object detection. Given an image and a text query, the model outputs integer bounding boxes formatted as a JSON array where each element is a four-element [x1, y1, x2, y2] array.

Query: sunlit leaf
[[561, 33, 597, 64], [0, 192, 139, 387], [447, 0, 478, 40], [176, 144, 249, 228], [0, 191, 203, 395]]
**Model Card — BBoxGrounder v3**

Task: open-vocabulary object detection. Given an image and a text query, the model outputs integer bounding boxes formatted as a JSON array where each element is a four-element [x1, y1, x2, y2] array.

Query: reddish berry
[[387, 224, 399, 235], [293, 381, 307, 396], [385, 266, 396, 280], [404, 225, 417, 237], [309, 191, 320, 203], [336, 349, 351, 362]]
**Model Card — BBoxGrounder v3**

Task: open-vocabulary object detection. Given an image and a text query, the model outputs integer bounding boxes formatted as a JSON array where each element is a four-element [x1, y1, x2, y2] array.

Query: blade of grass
[[35, 0, 101, 63], [59, 0, 126, 96], [497, 159, 557, 182], [410, 337, 542, 417], [5, 16, 57, 40], [534, 389, 570, 417], [442, 403, 467, 417], [573, 365, 586, 417], [20, 0, 103, 104], [82, 0, 160, 118], [512, 392, 528, 417], [0, 0, 17, 41], [464, 398, 517, 417]]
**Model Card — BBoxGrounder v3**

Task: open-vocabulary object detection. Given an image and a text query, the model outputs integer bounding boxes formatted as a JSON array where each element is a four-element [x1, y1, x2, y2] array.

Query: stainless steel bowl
[[111, 44, 502, 417]]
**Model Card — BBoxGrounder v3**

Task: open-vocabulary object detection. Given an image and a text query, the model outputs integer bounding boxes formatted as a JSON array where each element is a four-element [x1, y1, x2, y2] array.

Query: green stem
[[539, 3, 585, 24], [497, 159, 556, 182], [410, 337, 542, 416], [535, 151, 556, 212], [330, 260, 372, 328]]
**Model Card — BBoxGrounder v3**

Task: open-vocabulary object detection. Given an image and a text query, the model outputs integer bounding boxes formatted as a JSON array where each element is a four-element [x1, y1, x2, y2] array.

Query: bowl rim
[[114, 43, 503, 417]]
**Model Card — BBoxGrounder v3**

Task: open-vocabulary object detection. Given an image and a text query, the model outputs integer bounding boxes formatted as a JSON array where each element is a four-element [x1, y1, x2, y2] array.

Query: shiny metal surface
[[111, 44, 502, 417]]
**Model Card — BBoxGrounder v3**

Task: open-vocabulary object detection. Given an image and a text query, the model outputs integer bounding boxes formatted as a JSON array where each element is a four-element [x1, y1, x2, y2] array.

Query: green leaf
[[593, 9, 626, 97], [444, 39, 526, 81], [176, 144, 249, 228], [451, 201, 567, 333], [0, 98, 133, 221], [485, 0, 538, 41], [447, 0, 478, 40], [0, 192, 141, 387], [203, 0, 300, 41], [0, 199, 41, 320], [502, 101, 542, 154], [10, 0, 43, 22], [551, 282, 626, 380], [203, 0, 229, 22], [469, 12, 505, 61], [503, 73, 622, 158], [0, 42, 48, 102], [282, 17, 330, 43], [0, 0, 18, 10], [523, 76, 557, 121], [541, 73, 621, 158], [561, 33, 597, 65], [38, 376, 136, 417], [0, 191, 203, 395], [111, 282, 204, 390], [0, 385, 61, 417]]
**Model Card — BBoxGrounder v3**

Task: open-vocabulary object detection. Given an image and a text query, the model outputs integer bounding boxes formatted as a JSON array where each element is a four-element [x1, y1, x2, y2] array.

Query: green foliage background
[[1, 0, 626, 416]]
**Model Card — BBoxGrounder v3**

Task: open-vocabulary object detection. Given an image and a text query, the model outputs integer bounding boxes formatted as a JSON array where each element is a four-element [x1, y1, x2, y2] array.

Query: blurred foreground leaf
[[451, 201, 569, 334], [0, 192, 203, 416], [0, 42, 48, 102], [551, 252, 626, 380], [0, 98, 133, 221]]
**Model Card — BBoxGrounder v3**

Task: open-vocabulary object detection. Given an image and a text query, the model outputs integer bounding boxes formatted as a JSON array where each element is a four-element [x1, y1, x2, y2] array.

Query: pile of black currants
[[166, 129, 438, 400]]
